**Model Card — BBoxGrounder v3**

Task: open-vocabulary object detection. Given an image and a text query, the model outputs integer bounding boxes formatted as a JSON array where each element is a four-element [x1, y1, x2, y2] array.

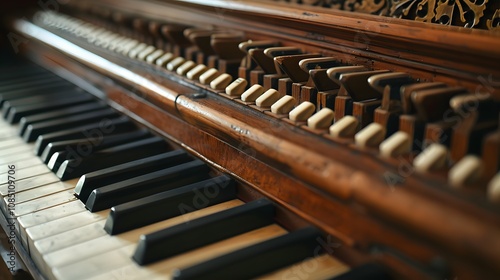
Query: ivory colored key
[[167, 57, 186, 71], [355, 123, 386, 147], [258, 254, 349, 280], [108, 37, 129, 52], [186, 64, 208, 80], [13, 189, 78, 217], [45, 200, 244, 279], [271, 95, 295, 114], [289, 101, 315, 122], [155, 52, 175, 66], [199, 68, 220, 85], [448, 155, 483, 188], [0, 164, 51, 184], [413, 144, 448, 172], [329, 116, 358, 138], [128, 43, 147, 59], [307, 108, 334, 129], [34, 220, 107, 256], [256, 89, 280, 108], [225, 78, 248, 96], [176, 61, 196, 76], [18, 200, 86, 247], [136, 45, 156, 61], [210, 73, 232, 90], [0, 172, 60, 195], [83, 225, 286, 280], [487, 173, 500, 203], [379, 131, 412, 157], [26, 209, 110, 248], [145, 49, 164, 64], [241, 84, 265, 102], [11, 179, 78, 205], [0, 157, 41, 173], [119, 40, 139, 55]]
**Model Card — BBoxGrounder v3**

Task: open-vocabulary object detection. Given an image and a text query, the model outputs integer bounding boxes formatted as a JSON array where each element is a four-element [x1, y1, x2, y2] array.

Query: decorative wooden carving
[[274, 0, 500, 30]]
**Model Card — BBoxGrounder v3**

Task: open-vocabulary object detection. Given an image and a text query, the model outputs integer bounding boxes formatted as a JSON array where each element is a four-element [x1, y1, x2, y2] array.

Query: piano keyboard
[[0, 59, 390, 279], [29, 9, 500, 204]]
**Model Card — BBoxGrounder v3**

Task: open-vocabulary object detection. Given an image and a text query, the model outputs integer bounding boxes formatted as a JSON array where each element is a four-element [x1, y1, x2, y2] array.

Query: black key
[[133, 198, 275, 265], [23, 108, 119, 142], [2, 90, 84, 118], [41, 129, 150, 165], [105, 175, 236, 235], [0, 75, 61, 93], [328, 263, 391, 280], [75, 150, 192, 203], [0, 82, 73, 106], [6, 91, 94, 123], [171, 226, 322, 280], [0, 65, 49, 80], [55, 136, 171, 180], [0, 72, 57, 88], [85, 160, 210, 212], [19, 102, 107, 136], [33, 116, 135, 155]]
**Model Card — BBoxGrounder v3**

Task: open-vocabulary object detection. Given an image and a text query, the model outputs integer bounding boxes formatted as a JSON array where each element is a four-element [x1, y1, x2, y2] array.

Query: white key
[[225, 78, 247, 96], [166, 57, 186, 71], [64, 224, 287, 280], [18, 200, 86, 248], [0, 172, 60, 195], [136, 46, 156, 61], [488, 173, 500, 203], [146, 49, 165, 64], [199, 68, 220, 85], [256, 89, 280, 108], [178, 61, 198, 76], [0, 138, 25, 149], [186, 64, 208, 81], [0, 164, 51, 184], [241, 84, 265, 102], [379, 131, 411, 157], [413, 144, 448, 172], [210, 73, 232, 90], [14, 189, 77, 217], [0, 157, 42, 174], [307, 108, 334, 129], [355, 123, 386, 147], [0, 145, 33, 157], [448, 155, 483, 188], [26, 208, 109, 254], [0, 151, 35, 165], [289, 102, 315, 122], [329, 116, 358, 138], [258, 254, 349, 280], [43, 200, 243, 272], [11, 178, 77, 204], [271, 95, 295, 115]]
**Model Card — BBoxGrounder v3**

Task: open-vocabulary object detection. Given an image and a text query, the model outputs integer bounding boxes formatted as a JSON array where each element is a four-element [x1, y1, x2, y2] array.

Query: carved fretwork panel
[[273, 0, 500, 31]]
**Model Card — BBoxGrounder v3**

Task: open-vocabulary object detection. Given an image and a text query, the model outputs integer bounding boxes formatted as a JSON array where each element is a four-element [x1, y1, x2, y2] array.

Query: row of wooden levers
[[36, 9, 500, 204]]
